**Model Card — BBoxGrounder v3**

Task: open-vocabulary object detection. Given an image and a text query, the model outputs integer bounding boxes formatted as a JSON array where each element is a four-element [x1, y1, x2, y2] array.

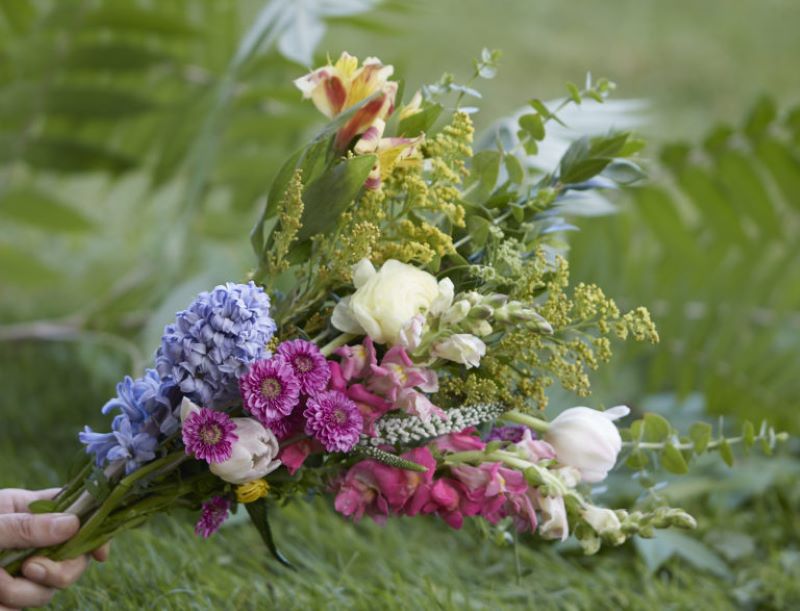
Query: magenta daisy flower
[[277, 339, 331, 395], [239, 357, 301, 424], [304, 390, 363, 453], [195, 496, 230, 538], [182, 408, 237, 463]]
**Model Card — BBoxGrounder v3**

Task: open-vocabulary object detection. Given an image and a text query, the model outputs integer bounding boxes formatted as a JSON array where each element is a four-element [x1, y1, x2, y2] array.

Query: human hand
[[0, 488, 109, 610]]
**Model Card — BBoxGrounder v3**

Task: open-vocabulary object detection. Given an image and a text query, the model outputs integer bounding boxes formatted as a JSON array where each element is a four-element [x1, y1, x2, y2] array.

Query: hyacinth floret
[[156, 282, 276, 408]]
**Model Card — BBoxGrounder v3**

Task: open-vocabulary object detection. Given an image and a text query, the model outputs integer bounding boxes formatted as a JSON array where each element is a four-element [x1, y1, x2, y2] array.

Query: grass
[[1, 342, 798, 610]]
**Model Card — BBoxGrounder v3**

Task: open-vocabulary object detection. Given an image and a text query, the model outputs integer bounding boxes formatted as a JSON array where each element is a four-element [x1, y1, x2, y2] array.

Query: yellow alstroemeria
[[294, 52, 398, 150], [235, 479, 270, 504], [354, 119, 423, 190], [398, 90, 423, 121]]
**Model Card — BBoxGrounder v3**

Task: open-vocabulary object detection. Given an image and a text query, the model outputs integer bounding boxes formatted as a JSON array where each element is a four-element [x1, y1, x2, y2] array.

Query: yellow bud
[[235, 479, 270, 504]]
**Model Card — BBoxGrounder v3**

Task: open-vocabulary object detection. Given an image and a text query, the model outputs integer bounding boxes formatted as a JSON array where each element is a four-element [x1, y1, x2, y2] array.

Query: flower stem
[[501, 410, 551, 434], [319, 333, 357, 356]]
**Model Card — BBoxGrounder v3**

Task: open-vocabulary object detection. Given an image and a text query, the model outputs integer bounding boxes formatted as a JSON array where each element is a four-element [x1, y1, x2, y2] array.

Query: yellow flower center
[[235, 479, 270, 504]]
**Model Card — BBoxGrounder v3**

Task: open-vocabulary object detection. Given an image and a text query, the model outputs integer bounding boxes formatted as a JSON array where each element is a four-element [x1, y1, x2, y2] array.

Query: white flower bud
[[209, 418, 281, 484], [398, 314, 426, 351], [537, 493, 569, 541], [431, 333, 486, 368], [582, 505, 622, 535], [440, 300, 471, 326], [544, 406, 629, 483]]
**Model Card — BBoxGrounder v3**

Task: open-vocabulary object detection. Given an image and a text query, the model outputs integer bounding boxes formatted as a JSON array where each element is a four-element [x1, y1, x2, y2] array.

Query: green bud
[[469, 304, 494, 320]]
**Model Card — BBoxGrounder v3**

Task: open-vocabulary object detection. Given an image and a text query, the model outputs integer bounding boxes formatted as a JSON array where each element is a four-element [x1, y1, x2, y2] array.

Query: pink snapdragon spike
[[433, 427, 486, 453], [451, 463, 528, 524], [335, 337, 377, 382], [515, 429, 557, 463], [182, 408, 238, 464], [239, 357, 301, 424], [367, 345, 438, 402], [195, 496, 230, 538], [334, 460, 391, 524], [395, 388, 445, 423], [277, 339, 331, 395], [278, 439, 319, 476], [329, 360, 393, 435], [427, 478, 469, 529]]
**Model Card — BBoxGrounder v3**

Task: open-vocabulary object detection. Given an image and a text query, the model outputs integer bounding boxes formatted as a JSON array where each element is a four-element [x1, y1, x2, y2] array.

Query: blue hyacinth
[[80, 282, 275, 474], [79, 369, 181, 474], [155, 281, 276, 409]]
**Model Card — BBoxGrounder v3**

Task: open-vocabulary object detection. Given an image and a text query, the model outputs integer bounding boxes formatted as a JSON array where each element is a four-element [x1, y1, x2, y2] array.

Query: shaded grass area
[[1, 343, 798, 610]]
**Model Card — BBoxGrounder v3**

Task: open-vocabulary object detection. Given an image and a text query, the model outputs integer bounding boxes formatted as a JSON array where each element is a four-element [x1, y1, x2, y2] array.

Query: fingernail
[[25, 561, 46, 581], [50, 514, 78, 537]]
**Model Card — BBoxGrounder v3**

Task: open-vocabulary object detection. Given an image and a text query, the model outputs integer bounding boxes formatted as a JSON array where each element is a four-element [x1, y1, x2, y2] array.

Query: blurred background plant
[[1, 0, 798, 609]]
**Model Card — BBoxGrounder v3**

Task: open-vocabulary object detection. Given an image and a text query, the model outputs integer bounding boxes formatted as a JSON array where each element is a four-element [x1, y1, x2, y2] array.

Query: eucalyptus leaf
[[0, 188, 94, 232], [642, 413, 672, 443], [661, 443, 689, 474], [689, 422, 712, 454]]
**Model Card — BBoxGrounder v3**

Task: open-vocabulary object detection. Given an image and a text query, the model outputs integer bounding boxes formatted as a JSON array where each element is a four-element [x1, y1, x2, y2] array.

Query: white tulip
[[180, 398, 282, 484], [431, 333, 486, 368], [332, 259, 453, 345], [544, 406, 629, 483], [210, 418, 281, 484]]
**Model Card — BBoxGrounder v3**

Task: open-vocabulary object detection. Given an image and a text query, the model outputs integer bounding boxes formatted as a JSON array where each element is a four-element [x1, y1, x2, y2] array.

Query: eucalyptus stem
[[624, 431, 787, 451]]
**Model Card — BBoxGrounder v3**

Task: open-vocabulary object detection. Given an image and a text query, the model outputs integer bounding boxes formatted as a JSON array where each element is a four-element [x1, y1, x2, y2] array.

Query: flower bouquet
[[1, 51, 786, 574]]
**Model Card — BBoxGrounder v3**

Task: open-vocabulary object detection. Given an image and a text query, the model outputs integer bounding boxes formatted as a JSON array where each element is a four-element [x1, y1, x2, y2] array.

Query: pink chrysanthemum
[[277, 339, 331, 395], [182, 408, 237, 463], [195, 496, 230, 538], [239, 357, 301, 424], [304, 390, 363, 452]]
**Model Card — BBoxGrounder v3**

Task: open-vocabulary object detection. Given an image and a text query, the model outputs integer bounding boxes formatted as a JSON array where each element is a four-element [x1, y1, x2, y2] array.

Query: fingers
[[0, 489, 61, 514], [0, 568, 55, 609], [91, 542, 111, 563], [22, 555, 88, 590], [0, 513, 79, 549]]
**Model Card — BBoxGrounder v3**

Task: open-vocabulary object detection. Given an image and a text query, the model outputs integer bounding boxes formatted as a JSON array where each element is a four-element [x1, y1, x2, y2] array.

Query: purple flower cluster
[[81, 282, 276, 474], [195, 496, 231, 538], [156, 281, 276, 408], [239, 339, 362, 452], [79, 369, 180, 474]]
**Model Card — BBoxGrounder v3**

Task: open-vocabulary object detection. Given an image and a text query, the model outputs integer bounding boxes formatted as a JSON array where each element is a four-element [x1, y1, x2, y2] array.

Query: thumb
[[0, 513, 79, 550]]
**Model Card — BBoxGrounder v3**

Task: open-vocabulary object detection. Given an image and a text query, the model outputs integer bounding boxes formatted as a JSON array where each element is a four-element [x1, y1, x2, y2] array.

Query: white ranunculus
[[543, 406, 629, 483], [210, 418, 281, 484], [332, 259, 452, 345], [431, 333, 486, 368]]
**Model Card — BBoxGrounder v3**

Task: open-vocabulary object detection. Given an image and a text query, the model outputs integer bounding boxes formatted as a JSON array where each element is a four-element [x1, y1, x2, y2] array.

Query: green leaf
[[589, 132, 630, 157], [603, 159, 646, 184], [625, 449, 649, 470], [719, 438, 735, 467], [244, 500, 294, 569], [689, 422, 712, 454], [14, 136, 137, 174], [45, 86, 155, 120], [0, 244, 58, 287], [466, 215, 491, 247], [642, 413, 672, 443], [295, 154, 376, 242], [635, 531, 729, 577], [661, 443, 689, 474], [28, 500, 58, 514], [467, 150, 501, 202], [65, 42, 172, 72], [504, 153, 525, 185], [566, 82, 581, 104], [398, 103, 443, 137], [743, 95, 776, 140], [0, 188, 94, 232], [83, 6, 199, 37], [518, 113, 545, 141], [742, 421, 756, 450]]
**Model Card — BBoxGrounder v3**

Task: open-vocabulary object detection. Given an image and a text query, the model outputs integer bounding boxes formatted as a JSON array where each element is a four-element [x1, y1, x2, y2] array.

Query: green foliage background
[[1, 1, 798, 609]]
